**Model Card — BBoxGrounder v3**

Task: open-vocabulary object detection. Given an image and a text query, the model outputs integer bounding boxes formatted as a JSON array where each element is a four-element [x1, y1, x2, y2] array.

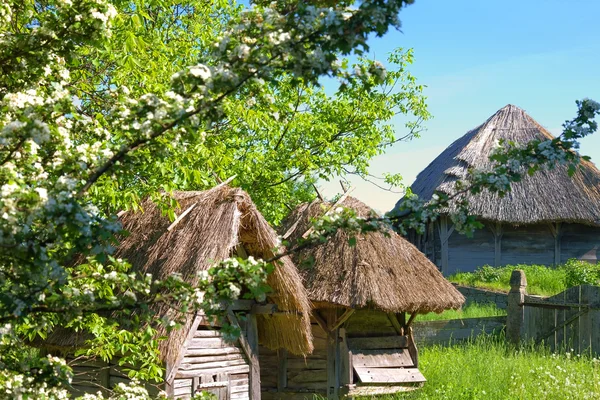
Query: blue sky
[[319, 0, 600, 213]]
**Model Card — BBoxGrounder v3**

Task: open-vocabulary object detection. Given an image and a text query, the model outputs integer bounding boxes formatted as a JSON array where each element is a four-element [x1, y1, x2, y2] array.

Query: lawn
[[416, 302, 506, 322], [376, 335, 600, 400], [447, 259, 600, 296]]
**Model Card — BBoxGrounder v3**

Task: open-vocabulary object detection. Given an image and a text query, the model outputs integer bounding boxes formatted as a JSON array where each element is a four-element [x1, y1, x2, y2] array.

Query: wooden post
[[490, 222, 503, 267], [438, 217, 452, 275], [326, 309, 340, 400], [246, 313, 261, 400], [277, 348, 287, 393], [506, 270, 527, 346], [550, 223, 562, 266], [338, 328, 351, 388]]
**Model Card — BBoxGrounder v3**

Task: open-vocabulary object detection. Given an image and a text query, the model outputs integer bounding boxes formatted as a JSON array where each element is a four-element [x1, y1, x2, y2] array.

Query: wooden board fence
[[522, 284, 600, 354]]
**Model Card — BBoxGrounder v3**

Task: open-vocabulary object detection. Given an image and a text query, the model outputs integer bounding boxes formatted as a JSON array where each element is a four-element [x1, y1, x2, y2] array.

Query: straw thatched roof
[[394, 104, 600, 225], [45, 185, 313, 367], [280, 197, 464, 314]]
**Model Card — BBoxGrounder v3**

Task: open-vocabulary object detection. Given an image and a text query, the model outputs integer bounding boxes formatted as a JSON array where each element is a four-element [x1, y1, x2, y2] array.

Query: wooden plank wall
[[446, 224, 495, 274], [173, 328, 250, 400], [523, 285, 600, 355], [500, 223, 554, 266], [260, 318, 328, 400], [560, 224, 600, 263]]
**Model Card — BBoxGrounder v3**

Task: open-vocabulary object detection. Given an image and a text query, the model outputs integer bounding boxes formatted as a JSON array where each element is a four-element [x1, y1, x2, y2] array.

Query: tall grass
[[374, 335, 600, 400], [448, 259, 600, 296], [416, 302, 506, 322]]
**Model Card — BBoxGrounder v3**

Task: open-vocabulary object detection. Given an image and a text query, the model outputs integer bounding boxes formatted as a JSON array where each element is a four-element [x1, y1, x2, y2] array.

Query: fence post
[[506, 269, 527, 346]]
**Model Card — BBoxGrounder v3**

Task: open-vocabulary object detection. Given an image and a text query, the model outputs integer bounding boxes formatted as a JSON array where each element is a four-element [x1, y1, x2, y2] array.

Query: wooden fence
[[413, 316, 506, 346], [506, 270, 600, 355]]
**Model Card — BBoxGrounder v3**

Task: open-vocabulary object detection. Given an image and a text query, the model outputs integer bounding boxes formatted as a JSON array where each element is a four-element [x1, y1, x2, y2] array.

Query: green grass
[[448, 259, 600, 296], [416, 302, 506, 322], [372, 335, 600, 400]]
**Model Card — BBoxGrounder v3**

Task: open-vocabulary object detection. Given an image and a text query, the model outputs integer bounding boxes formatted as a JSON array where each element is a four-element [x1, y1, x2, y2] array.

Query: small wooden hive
[[259, 197, 465, 399], [40, 185, 313, 399]]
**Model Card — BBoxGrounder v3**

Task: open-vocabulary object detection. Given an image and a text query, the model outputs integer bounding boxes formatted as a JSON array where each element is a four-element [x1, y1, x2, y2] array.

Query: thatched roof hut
[[258, 196, 463, 399], [405, 104, 600, 225], [282, 196, 464, 314], [44, 185, 313, 399], [394, 105, 600, 274]]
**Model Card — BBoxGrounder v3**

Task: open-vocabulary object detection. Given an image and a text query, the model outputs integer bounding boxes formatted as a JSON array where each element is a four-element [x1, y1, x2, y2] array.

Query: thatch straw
[[281, 197, 464, 314], [396, 104, 600, 225], [45, 185, 313, 367]]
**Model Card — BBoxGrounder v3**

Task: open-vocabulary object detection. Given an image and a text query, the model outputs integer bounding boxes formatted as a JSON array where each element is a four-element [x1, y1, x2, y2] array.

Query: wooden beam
[[406, 312, 418, 328], [215, 174, 237, 188], [330, 309, 355, 331], [407, 327, 419, 369], [226, 310, 252, 361], [312, 183, 324, 201], [277, 348, 287, 392], [387, 312, 404, 336], [167, 202, 197, 232], [339, 180, 348, 193], [251, 303, 278, 315], [165, 313, 203, 383], [347, 335, 408, 350], [313, 310, 329, 334]]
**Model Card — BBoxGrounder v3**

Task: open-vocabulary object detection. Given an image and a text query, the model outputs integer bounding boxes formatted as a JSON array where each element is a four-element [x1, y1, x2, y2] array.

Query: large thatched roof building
[[393, 104, 600, 275], [259, 196, 464, 399], [43, 185, 313, 399]]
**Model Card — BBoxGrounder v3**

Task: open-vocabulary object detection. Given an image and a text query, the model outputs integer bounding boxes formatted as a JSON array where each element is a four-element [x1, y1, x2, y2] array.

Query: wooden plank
[[286, 358, 327, 370], [175, 365, 250, 379], [348, 336, 408, 350], [194, 329, 222, 337], [188, 337, 229, 349], [407, 329, 418, 369], [185, 347, 242, 357], [348, 384, 421, 396], [179, 358, 247, 371], [287, 369, 328, 384], [174, 379, 193, 389], [182, 353, 246, 364], [354, 367, 426, 384], [217, 372, 229, 400], [352, 349, 413, 368]]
